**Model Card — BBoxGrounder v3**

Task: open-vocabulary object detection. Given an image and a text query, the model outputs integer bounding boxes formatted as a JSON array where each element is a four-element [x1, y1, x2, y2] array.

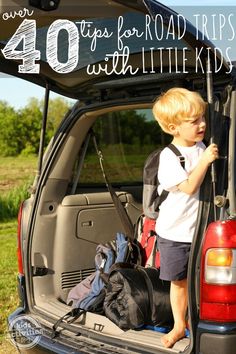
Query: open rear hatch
[[0, 0, 231, 100]]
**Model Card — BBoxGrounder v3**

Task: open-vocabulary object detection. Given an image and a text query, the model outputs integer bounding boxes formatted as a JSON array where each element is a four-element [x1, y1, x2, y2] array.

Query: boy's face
[[170, 114, 206, 147]]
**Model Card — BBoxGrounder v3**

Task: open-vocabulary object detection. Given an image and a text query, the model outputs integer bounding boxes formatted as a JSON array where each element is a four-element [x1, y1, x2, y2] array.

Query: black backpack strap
[[157, 189, 169, 208], [156, 144, 185, 209], [168, 143, 185, 169]]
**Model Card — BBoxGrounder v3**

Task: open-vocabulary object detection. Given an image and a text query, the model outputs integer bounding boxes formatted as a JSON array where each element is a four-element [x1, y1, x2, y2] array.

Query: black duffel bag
[[103, 263, 173, 330]]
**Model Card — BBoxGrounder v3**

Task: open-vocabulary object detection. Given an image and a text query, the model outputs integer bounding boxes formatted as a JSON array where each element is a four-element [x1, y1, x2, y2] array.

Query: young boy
[[152, 87, 218, 348]]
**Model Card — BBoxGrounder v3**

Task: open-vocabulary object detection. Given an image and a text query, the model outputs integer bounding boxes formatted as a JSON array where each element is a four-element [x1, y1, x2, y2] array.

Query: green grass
[[0, 156, 37, 221], [0, 220, 18, 353], [0, 156, 37, 195], [0, 183, 32, 221]]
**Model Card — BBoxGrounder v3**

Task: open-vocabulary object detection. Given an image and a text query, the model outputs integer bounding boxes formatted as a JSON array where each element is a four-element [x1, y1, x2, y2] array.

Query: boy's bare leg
[[161, 279, 188, 348]]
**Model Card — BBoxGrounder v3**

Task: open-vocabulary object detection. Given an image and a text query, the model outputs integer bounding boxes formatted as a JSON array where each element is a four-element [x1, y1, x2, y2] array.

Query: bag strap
[[168, 143, 185, 169], [91, 130, 134, 240], [156, 144, 185, 210], [51, 308, 85, 338], [137, 266, 154, 323]]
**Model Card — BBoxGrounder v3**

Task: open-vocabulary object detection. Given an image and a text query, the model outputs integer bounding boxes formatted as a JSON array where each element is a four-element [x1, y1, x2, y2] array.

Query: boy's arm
[[177, 143, 219, 195]]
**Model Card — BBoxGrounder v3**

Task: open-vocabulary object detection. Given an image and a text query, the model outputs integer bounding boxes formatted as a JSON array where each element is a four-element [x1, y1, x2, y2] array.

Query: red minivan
[[1, 1, 236, 353]]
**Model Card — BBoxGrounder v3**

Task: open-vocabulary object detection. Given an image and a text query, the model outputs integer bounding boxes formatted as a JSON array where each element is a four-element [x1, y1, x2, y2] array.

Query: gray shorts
[[157, 236, 191, 281]]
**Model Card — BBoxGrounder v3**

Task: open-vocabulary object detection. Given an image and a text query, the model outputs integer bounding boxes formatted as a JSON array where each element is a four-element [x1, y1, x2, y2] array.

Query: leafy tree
[[93, 109, 169, 151], [47, 97, 71, 132], [0, 100, 19, 156], [18, 102, 44, 155], [0, 99, 169, 157], [0, 97, 72, 156]]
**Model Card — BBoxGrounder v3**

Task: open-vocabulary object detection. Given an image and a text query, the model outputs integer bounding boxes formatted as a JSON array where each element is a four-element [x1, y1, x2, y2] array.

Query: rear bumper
[[7, 308, 67, 354], [197, 321, 236, 354]]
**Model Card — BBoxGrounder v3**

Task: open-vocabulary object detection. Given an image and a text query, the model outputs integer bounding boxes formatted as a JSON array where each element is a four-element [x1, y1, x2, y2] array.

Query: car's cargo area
[[31, 189, 190, 353]]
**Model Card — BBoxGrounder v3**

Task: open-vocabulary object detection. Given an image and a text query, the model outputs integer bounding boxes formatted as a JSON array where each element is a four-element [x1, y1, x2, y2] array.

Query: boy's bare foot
[[161, 327, 186, 348]]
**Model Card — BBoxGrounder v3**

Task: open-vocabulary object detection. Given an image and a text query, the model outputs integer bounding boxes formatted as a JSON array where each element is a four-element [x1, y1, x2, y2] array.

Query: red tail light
[[200, 220, 236, 322], [17, 203, 24, 275]]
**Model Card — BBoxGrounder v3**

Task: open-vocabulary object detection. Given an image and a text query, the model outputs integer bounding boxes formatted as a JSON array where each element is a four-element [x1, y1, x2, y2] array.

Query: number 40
[[1, 19, 79, 74]]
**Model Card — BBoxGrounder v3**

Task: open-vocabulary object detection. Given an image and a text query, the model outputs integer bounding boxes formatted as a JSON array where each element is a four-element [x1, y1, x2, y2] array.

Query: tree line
[[0, 99, 169, 157], [0, 98, 70, 156]]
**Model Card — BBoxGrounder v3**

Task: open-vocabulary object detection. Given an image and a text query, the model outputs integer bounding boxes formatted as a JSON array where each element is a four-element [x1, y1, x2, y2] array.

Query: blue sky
[[1, 1, 236, 109]]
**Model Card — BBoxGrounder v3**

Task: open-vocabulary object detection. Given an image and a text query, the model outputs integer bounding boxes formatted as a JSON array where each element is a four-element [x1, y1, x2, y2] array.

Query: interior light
[[29, 0, 60, 11]]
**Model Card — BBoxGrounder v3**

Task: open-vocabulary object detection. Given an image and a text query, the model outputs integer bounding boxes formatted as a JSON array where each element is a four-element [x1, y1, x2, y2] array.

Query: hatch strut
[[206, 58, 217, 221], [36, 84, 50, 183]]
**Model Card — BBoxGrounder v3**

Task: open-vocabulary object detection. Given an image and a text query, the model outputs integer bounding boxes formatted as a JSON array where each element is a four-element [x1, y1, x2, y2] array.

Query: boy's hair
[[152, 87, 206, 134]]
